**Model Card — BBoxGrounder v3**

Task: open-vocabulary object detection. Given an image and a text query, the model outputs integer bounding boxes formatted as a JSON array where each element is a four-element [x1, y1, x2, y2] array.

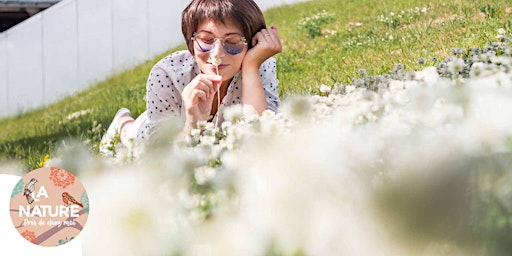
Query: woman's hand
[[239, 26, 281, 118], [182, 74, 222, 130], [243, 25, 282, 70]]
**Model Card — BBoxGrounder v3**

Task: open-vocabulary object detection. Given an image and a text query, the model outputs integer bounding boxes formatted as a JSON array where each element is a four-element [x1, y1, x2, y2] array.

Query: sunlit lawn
[[0, 0, 510, 170]]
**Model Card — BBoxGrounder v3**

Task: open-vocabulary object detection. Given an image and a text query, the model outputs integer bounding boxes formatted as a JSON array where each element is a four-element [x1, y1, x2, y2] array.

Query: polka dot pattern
[[135, 50, 280, 142]]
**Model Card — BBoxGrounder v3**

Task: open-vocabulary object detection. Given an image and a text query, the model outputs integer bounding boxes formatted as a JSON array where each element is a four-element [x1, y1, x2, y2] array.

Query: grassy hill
[[0, 0, 511, 170]]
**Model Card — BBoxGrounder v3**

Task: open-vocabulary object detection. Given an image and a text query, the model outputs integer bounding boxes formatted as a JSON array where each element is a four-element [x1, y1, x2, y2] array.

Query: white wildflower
[[223, 104, 244, 123], [415, 66, 440, 85], [447, 58, 465, 75], [59, 109, 93, 124], [221, 121, 232, 131], [200, 135, 216, 146], [205, 122, 215, 131], [319, 84, 332, 95], [388, 80, 405, 90], [194, 166, 217, 185], [345, 85, 356, 93], [190, 128, 201, 137]]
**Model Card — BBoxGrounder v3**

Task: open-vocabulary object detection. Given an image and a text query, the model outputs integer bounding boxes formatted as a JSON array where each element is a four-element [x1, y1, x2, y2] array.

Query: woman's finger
[[267, 27, 282, 51], [197, 79, 217, 99], [254, 27, 281, 52], [194, 82, 212, 99], [186, 74, 220, 99], [190, 89, 207, 102], [198, 74, 222, 93], [270, 26, 281, 48]]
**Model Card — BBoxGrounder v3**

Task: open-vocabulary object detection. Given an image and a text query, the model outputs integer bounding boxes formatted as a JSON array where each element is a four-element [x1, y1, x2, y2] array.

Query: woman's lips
[[210, 64, 227, 70]]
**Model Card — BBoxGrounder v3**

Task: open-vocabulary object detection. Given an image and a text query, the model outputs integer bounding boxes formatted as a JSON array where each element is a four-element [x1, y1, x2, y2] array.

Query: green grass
[[0, 0, 511, 171], [271, 0, 511, 95]]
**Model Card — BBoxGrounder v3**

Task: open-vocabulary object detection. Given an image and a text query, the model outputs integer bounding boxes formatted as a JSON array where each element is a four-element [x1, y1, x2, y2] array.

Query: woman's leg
[[100, 108, 133, 156], [118, 115, 135, 144]]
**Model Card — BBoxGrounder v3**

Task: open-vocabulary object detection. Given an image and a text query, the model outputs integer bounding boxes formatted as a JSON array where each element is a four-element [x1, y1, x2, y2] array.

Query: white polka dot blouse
[[136, 50, 281, 141]]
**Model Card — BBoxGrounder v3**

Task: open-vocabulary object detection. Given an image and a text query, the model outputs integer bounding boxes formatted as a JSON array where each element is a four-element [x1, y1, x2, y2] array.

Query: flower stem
[[214, 61, 221, 128]]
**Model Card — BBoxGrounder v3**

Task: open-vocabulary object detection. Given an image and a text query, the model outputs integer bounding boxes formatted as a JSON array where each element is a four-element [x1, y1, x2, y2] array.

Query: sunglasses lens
[[224, 45, 244, 55], [223, 35, 245, 55], [194, 41, 213, 52], [193, 33, 246, 55]]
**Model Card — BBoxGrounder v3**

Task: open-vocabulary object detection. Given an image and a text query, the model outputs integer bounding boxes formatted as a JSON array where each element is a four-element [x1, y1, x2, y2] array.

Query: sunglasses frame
[[191, 32, 248, 55]]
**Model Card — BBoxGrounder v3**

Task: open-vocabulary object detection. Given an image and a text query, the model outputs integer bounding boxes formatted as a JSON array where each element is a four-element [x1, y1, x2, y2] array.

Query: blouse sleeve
[[259, 57, 281, 112], [139, 65, 183, 139]]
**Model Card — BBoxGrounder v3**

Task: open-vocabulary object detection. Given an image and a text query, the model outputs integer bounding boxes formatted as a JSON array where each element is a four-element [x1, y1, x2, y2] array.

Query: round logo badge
[[9, 167, 89, 247]]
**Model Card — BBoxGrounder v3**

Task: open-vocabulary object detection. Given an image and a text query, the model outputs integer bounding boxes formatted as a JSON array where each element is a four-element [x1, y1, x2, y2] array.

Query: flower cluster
[[16, 29, 512, 255], [297, 10, 335, 38], [344, 29, 510, 92], [378, 6, 428, 29], [37, 154, 50, 168], [435, 33, 511, 79], [342, 31, 394, 48]]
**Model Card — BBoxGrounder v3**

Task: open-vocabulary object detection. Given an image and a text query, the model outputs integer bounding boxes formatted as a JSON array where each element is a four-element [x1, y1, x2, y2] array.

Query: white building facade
[[0, 0, 308, 118]]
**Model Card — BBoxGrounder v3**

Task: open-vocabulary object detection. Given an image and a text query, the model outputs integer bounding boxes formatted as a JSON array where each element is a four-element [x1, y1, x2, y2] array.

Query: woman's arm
[[143, 66, 183, 140], [242, 26, 282, 117], [241, 63, 268, 117]]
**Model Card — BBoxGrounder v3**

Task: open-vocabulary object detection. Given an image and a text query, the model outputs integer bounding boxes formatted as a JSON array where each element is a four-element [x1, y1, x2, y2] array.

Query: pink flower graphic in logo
[[49, 167, 75, 189], [21, 230, 37, 243]]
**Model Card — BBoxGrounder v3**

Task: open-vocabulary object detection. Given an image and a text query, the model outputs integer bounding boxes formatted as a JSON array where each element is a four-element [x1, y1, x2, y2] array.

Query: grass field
[[0, 0, 511, 170]]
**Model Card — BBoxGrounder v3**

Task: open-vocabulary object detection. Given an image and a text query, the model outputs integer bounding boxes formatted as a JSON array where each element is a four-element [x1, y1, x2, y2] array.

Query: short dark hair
[[182, 0, 266, 54]]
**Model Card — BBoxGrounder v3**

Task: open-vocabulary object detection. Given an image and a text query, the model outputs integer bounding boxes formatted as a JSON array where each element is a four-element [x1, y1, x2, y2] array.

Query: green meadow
[[0, 0, 510, 170]]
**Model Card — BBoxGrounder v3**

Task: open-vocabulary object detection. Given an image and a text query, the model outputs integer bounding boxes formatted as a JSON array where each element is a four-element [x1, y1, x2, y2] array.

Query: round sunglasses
[[191, 32, 247, 55]]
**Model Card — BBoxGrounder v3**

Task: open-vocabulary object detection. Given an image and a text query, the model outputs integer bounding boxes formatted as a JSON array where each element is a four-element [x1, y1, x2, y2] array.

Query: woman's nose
[[209, 39, 225, 58]]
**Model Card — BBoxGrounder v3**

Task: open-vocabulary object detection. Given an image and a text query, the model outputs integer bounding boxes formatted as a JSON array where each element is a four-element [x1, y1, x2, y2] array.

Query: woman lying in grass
[[99, 0, 282, 156]]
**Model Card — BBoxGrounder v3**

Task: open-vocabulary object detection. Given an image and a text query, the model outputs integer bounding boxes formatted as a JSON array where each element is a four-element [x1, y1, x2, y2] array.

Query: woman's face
[[193, 19, 247, 83]]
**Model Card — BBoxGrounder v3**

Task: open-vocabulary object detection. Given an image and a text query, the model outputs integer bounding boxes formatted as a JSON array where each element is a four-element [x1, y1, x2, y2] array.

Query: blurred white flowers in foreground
[[80, 59, 512, 255], [12, 30, 512, 255]]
